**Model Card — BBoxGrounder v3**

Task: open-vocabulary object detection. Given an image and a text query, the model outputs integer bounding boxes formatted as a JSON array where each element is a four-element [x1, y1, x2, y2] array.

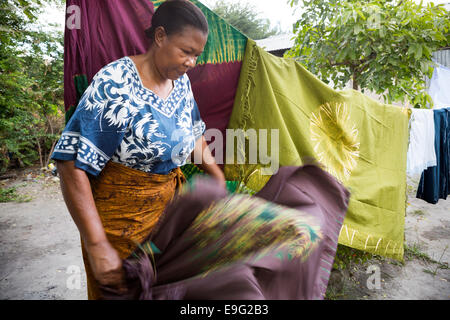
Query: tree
[[212, 1, 280, 40], [0, 0, 64, 172], [286, 0, 450, 107]]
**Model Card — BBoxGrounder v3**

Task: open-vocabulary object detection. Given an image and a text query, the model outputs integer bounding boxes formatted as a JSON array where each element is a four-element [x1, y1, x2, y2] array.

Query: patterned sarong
[[82, 161, 185, 299]]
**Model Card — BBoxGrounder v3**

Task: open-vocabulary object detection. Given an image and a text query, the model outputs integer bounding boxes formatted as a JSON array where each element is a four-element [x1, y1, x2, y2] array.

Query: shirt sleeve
[[185, 75, 206, 141], [191, 99, 206, 141], [51, 62, 132, 176]]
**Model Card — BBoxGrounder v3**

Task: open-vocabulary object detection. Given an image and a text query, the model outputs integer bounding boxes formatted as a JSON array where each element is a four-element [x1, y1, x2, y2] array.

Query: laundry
[[416, 108, 450, 204], [406, 108, 437, 176], [224, 39, 410, 261]]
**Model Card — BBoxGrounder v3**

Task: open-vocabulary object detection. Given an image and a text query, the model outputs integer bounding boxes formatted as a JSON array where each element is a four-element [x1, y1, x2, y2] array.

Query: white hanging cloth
[[406, 108, 437, 176]]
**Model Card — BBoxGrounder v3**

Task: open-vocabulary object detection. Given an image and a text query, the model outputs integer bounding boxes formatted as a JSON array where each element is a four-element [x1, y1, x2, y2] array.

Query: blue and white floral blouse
[[51, 57, 206, 176]]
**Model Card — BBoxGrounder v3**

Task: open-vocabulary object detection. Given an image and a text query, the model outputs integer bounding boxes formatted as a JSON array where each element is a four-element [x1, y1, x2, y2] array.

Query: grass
[[325, 245, 387, 300], [404, 242, 432, 262], [333, 244, 384, 270], [423, 245, 449, 276], [404, 242, 449, 276], [325, 282, 346, 300], [409, 209, 426, 216], [0, 184, 32, 203]]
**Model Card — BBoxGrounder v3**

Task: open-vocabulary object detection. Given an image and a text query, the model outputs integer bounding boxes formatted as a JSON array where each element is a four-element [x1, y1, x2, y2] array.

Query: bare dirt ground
[[0, 166, 449, 300]]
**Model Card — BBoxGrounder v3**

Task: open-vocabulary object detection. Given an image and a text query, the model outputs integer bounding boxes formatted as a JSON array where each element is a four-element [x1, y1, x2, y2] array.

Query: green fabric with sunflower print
[[224, 39, 410, 261]]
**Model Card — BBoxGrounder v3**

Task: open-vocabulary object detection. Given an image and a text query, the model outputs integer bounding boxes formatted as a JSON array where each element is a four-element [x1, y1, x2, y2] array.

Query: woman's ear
[[153, 26, 167, 48]]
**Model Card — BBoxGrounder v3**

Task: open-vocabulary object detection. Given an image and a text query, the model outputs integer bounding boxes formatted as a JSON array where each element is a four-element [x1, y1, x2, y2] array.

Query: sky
[[37, 4, 65, 32], [202, 0, 299, 33], [38, 0, 450, 35], [203, 0, 450, 34], [39, 0, 299, 33]]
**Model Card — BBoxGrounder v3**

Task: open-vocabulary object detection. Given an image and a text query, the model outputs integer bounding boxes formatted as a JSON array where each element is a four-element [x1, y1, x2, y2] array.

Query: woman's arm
[[191, 136, 226, 188], [56, 160, 125, 290]]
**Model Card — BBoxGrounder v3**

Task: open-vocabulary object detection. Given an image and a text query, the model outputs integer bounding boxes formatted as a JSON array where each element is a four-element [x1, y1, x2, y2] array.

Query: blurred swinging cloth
[[100, 165, 350, 300]]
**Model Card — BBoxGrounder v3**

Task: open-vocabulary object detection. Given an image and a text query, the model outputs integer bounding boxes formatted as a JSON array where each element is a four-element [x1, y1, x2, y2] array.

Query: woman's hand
[[85, 240, 127, 292], [192, 136, 227, 190], [208, 167, 226, 189]]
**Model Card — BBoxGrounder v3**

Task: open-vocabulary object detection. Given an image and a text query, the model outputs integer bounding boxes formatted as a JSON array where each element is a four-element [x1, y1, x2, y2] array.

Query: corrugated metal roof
[[426, 48, 450, 88], [433, 48, 450, 68], [255, 33, 295, 52]]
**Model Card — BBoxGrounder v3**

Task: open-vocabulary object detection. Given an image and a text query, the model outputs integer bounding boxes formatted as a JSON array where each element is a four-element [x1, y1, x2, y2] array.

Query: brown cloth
[[81, 161, 185, 300], [100, 164, 350, 300]]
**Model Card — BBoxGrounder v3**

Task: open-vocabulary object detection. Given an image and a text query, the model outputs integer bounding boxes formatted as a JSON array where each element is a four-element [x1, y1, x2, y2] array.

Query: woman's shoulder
[[81, 57, 135, 108], [93, 57, 134, 82]]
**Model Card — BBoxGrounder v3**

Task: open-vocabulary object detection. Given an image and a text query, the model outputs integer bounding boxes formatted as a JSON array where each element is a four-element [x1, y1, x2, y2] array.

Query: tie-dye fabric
[[225, 40, 410, 261]]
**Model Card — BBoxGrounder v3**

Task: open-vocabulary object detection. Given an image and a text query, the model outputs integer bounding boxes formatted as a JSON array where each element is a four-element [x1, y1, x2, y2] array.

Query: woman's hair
[[145, 0, 209, 41]]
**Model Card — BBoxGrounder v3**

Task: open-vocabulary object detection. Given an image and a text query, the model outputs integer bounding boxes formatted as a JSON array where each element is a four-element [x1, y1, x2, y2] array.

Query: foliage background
[[0, 0, 64, 173], [211, 0, 281, 40], [286, 0, 450, 108]]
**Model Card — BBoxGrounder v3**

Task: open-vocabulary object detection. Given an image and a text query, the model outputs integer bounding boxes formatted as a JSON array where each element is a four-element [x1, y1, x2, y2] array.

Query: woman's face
[[154, 25, 208, 80]]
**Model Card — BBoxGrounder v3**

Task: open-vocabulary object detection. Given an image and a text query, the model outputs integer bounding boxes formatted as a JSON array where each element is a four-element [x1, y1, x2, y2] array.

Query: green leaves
[[286, 0, 450, 108], [414, 44, 423, 60], [212, 1, 280, 40], [355, 8, 366, 21], [1, 0, 64, 172]]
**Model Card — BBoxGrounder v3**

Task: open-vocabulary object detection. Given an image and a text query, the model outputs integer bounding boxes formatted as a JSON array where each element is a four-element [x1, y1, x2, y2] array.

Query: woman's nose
[[185, 56, 196, 68]]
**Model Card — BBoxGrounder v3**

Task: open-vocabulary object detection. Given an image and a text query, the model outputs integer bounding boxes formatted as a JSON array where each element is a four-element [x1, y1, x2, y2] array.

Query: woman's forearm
[[192, 136, 225, 182], [56, 160, 108, 247], [56, 160, 125, 289]]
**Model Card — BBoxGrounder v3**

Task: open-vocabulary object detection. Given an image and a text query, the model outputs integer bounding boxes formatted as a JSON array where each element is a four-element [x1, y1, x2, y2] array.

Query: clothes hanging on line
[[416, 108, 450, 204], [406, 108, 437, 176], [224, 39, 410, 261]]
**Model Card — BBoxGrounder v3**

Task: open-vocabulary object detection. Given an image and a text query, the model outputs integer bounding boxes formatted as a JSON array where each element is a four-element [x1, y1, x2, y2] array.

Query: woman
[[52, 0, 224, 299]]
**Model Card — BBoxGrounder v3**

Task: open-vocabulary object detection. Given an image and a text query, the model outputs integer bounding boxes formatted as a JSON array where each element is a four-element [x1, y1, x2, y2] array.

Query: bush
[[0, 1, 64, 173]]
